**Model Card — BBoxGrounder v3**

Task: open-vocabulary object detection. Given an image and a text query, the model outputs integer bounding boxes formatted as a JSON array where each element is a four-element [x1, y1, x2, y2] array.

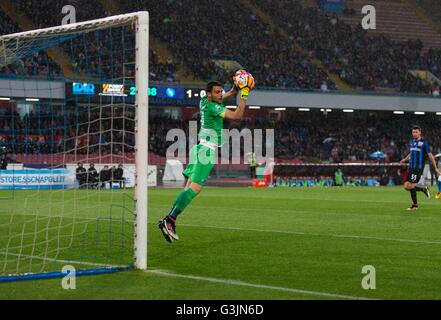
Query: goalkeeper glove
[[240, 87, 250, 100], [240, 73, 255, 100]]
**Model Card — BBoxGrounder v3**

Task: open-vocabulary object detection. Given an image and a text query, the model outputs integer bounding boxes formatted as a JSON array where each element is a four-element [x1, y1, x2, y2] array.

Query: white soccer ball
[[234, 69, 251, 89]]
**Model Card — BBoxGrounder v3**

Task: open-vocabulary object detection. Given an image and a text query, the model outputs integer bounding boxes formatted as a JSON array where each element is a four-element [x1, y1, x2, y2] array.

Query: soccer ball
[[233, 69, 255, 89]]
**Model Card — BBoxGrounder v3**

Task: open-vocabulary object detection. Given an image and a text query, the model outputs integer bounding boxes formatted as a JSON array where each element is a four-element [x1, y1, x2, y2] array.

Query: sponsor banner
[[100, 83, 126, 96], [0, 169, 76, 190], [0, 165, 157, 190], [72, 82, 95, 95]]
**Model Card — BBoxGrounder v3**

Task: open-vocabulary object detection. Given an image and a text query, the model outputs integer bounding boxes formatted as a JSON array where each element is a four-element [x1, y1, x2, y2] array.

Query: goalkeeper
[[159, 70, 255, 242]]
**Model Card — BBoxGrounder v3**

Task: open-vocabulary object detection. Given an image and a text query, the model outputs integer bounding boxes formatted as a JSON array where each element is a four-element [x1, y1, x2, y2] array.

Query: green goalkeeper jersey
[[198, 96, 226, 148]]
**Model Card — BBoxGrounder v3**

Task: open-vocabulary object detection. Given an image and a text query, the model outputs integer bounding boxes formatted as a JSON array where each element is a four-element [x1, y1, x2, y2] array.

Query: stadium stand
[[338, 0, 441, 51], [2, 0, 441, 93], [0, 9, 19, 35], [0, 10, 62, 78], [412, 0, 441, 26], [254, 0, 434, 93], [147, 109, 441, 164], [3, 103, 440, 166], [118, 0, 336, 89], [0, 0, 179, 82], [1, 1, 441, 168]]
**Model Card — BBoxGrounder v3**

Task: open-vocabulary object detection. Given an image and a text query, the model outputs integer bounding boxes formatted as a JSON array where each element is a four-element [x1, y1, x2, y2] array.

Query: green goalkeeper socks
[[167, 188, 198, 219]]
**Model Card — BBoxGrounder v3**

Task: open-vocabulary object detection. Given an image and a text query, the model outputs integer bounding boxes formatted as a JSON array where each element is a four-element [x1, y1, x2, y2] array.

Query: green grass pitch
[[1, 186, 441, 299]]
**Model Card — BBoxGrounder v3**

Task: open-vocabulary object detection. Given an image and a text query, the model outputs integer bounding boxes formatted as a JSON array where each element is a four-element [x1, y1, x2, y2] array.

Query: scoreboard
[[70, 82, 208, 106]]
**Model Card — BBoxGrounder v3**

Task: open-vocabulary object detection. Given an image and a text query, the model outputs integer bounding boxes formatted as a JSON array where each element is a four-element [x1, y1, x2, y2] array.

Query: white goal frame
[[0, 12, 149, 272]]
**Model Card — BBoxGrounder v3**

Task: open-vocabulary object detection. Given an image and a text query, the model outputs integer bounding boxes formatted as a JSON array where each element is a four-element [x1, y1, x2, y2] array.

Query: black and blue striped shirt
[[409, 139, 430, 170]]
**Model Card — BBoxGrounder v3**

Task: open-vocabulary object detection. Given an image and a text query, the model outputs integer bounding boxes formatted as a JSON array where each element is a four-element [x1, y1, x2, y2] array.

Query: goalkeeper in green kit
[[159, 70, 255, 242]]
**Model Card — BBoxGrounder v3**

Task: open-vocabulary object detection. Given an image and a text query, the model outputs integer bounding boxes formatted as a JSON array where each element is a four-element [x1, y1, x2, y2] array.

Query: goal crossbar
[[0, 12, 146, 40]]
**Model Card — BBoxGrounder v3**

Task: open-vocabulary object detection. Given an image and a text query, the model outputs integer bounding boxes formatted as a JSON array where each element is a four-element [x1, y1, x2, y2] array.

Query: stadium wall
[[1, 80, 440, 112], [0, 78, 65, 99], [245, 89, 441, 112]]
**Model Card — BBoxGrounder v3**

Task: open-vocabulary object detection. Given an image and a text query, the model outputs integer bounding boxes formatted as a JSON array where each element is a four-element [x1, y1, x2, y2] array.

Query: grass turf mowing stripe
[[176, 223, 441, 245], [151, 189, 440, 205], [150, 204, 441, 224], [147, 269, 378, 300]]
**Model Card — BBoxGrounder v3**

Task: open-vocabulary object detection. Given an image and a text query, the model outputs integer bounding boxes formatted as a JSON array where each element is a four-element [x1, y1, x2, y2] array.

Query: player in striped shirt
[[400, 125, 440, 210]]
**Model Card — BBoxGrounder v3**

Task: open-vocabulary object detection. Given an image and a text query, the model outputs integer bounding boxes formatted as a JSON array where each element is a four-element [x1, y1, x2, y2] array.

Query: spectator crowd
[[148, 109, 441, 163], [1, 1, 179, 82], [2, 0, 441, 94], [0, 103, 135, 156], [1, 103, 441, 177], [254, 0, 439, 94]]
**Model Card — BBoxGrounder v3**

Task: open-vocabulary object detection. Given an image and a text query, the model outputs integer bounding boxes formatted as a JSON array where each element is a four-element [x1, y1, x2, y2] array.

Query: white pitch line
[[152, 190, 441, 206], [177, 223, 441, 245], [146, 269, 377, 300]]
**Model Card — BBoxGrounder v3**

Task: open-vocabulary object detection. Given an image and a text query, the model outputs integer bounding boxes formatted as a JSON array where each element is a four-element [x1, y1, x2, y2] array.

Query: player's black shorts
[[406, 168, 424, 183]]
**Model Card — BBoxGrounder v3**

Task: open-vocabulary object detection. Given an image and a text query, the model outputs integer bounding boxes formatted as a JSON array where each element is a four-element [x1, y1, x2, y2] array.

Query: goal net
[[0, 12, 149, 281]]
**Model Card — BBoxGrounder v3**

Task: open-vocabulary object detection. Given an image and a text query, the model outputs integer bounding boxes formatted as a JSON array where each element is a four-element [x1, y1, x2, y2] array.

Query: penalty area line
[[146, 269, 377, 300]]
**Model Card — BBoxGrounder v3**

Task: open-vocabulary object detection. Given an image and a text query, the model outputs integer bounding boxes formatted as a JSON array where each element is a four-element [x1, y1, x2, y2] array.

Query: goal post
[[0, 11, 149, 281], [134, 12, 149, 271]]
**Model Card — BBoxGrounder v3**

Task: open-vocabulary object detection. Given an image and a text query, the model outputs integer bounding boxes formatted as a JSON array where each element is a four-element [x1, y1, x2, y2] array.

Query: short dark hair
[[412, 125, 421, 131], [206, 81, 223, 93]]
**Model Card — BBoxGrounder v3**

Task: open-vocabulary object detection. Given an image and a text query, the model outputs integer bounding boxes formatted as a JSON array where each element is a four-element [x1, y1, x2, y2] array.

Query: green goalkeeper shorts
[[183, 144, 215, 186]]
